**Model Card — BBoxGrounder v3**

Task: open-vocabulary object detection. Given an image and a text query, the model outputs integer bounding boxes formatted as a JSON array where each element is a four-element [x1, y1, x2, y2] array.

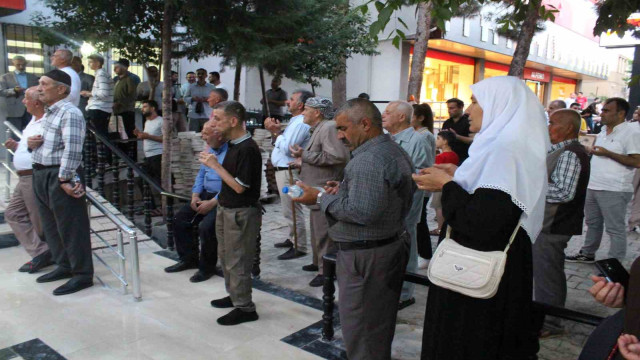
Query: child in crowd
[[429, 131, 459, 236]]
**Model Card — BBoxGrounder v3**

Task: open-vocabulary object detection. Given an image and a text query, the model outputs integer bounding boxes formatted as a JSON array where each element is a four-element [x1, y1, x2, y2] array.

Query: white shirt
[[87, 68, 114, 112], [59, 66, 81, 107], [270, 114, 310, 167], [588, 121, 640, 192], [13, 116, 44, 171], [143, 116, 164, 157], [215, 83, 229, 92]]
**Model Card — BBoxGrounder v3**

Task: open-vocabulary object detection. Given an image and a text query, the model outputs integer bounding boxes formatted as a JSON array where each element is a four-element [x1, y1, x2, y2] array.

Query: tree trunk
[[408, 1, 433, 102], [233, 61, 241, 101], [508, 0, 541, 77], [332, 62, 347, 108], [627, 45, 640, 120], [160, 0, 174, 197], [258, 66, 270, 118]]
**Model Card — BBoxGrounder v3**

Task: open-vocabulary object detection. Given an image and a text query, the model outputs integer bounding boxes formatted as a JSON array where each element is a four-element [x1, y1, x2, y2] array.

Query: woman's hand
[[618, 334, 640, 360], [588, 275, 625, 308], [412, 167, 453, 192], [433, 163, 458, 176]]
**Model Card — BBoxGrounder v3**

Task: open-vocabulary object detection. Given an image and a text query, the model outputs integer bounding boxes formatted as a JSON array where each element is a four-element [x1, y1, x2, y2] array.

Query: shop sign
[[524, 69, 550, 82]]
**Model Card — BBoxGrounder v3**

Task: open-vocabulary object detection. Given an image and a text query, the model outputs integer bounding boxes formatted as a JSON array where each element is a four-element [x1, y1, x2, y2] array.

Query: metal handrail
[[86, 124, 191, 202], [1, 121, 141, 300], [86, 191, 142, 301]]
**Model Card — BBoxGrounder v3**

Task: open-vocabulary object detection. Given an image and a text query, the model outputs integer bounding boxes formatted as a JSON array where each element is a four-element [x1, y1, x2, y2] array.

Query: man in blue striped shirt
[[165, 121, 228, 283]]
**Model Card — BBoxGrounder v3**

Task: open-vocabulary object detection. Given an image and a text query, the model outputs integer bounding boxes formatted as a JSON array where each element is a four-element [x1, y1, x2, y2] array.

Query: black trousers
[[87, 109, 111, 137], [139, 154, 161, 208], [32, 166, 93, 279], [118, 111, 137, 161], [417, 196, 432, 259], [174, 191, 218, 274]]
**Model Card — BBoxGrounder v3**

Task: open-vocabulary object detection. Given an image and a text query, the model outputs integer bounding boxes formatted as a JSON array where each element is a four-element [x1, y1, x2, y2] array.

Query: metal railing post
[[129, 231, 142, 301], [5, 128, 12, 202], [117, 229, 127, 295]]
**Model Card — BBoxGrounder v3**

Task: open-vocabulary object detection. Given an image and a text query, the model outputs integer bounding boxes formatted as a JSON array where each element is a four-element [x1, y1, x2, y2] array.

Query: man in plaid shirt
[[533, 109, 591, 337], [28, 69, 93, 296]]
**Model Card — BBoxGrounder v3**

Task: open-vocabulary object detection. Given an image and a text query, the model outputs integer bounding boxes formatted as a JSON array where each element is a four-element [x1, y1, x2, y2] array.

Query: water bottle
[[72, 173, 82, 186], [282, 185, 303, 198]]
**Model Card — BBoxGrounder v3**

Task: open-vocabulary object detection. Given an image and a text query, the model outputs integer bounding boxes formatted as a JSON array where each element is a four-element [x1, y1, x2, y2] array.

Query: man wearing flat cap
[[289, 97, 349, 287], [28, 69, 94, 296]]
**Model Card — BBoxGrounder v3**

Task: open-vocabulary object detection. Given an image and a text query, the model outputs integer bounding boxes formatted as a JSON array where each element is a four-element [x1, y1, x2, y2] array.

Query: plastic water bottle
[[282, 185, 303, 198], [73, 173, 82, 186]]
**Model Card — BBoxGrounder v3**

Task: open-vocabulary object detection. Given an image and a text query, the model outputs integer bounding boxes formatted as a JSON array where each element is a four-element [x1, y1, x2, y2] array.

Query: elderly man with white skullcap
[[289, 97, 350, 287]]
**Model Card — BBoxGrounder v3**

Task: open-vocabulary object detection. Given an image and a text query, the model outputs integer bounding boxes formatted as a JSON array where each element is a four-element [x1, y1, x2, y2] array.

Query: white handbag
[[427, 220, 521, 299]]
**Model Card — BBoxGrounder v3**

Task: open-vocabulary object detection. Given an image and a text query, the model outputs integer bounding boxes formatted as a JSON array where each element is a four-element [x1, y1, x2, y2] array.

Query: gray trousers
[[337, 234, 410, 360], [581, 189, 633, 260], [533, 232, 572, 329], [400, 223, 418, 301], [32, 167, 93, 279], [216, 205, 261, 312], [5, 175, 49, 258], [628, 170, 640, 229], [309, 207, 333, 274], [275, 169, 307, 252]]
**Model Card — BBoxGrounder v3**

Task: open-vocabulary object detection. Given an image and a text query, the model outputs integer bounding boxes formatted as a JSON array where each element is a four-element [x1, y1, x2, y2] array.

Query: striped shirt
[[32, 100, 86, 180], [547, 139, 581, 203], [86, 68, 114, 113]]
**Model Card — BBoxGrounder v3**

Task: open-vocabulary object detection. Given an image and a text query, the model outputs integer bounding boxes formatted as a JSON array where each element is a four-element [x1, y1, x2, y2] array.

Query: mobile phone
[[595, 258, 630, 289]]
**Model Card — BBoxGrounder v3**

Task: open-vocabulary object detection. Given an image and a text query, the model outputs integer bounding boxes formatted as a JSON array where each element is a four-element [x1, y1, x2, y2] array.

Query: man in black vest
[[533, 109, 590, 337]]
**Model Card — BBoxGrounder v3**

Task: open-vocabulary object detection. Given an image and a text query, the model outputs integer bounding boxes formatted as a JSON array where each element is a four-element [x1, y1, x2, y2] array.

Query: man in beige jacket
[[290, 97, 349, 287]]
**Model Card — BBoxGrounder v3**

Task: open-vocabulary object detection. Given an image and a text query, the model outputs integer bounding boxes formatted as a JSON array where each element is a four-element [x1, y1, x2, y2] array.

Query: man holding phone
[[165, 121, 227, 283]]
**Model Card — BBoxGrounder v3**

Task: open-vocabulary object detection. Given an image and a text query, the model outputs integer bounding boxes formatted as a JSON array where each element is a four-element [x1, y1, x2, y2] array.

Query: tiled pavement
[[1, 161, 638, 358], [246, 199, 640, 360]]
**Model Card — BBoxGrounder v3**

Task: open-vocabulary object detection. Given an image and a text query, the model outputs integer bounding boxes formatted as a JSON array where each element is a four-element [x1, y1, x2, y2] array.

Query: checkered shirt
[[31, 99, 86, 180], [547, 139, 582, 203]]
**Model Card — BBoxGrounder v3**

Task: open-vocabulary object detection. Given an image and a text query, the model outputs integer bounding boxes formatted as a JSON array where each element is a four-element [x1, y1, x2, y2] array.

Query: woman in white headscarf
[[413, 76, 550, 360]]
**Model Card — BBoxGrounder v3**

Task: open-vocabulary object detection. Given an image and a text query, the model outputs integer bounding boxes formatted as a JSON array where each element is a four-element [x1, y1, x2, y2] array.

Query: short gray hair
[[336, 98, 382, 128], [53, 80, 71, 96], [388, 101, 413, 123], [25, 86, 40, 102], [293, 89, 314, 110], [214, 100, 246, 123], [12, 55, 26, 62], [56, 49, 73, 64], [551, 109, 581, 135]]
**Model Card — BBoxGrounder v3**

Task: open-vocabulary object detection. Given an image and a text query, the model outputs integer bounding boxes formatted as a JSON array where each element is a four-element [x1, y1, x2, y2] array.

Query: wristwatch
[[316, 191, 323, 204]]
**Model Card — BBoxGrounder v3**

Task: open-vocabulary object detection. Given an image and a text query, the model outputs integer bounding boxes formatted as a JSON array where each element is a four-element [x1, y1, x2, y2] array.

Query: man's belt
[[275, 167, 290, 171], [32, 163, 60, 170], [334, 233, 402, 251], [16, 169, 33, 176]]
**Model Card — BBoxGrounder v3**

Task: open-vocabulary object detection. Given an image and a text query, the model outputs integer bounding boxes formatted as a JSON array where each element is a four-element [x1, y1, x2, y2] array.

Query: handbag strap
[[445, 219, 522, 254]]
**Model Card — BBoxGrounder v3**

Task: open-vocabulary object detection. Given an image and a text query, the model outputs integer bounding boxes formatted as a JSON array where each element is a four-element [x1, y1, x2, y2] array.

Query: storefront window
[[4, 24, 46, 75], [550, 77, 577, 103], [484, 62, 509, 80], [525, 80, 545, 103], [411, 50, 474, 122]]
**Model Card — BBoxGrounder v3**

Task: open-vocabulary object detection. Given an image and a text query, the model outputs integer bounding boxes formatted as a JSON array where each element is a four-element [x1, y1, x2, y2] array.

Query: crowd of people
[[3, 51, 640, 359]]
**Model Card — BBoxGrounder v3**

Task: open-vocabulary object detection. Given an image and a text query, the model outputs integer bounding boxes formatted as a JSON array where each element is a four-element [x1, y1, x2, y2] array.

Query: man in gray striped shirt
[[29, 69, 93, 296], [294, 98, 415, 360], [82, 54, 114, 136]]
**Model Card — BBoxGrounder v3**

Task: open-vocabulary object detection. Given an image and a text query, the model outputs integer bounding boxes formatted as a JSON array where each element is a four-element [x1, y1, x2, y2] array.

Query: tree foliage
[[184, 0, 378, 88], [593, 0, 640, 38]]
